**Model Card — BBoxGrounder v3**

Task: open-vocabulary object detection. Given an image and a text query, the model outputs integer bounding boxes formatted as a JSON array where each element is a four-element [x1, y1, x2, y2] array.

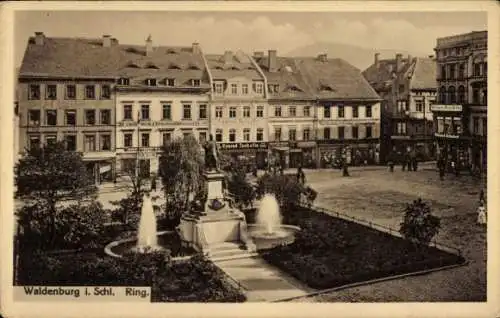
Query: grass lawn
[[247, 206, 465, 290]]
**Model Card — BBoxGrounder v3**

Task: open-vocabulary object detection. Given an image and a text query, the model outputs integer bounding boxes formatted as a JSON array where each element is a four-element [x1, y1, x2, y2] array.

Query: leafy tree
[[158, 135, 204, 225], [399, 198, 441, 245], [256, 173, 314, 210], [226, 165, 256, 209], [15, 142, 97, 247]]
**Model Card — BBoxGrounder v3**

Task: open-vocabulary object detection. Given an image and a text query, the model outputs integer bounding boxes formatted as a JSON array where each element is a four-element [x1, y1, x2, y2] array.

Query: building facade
[[363, 53, 437, 163], [297, 55, 382, 167], [254, 51, 317, 169], [113, 38, 211, 177], [18, 32, 117, 184], [205, 50, 269, 168], [432, 31, 487, 173]]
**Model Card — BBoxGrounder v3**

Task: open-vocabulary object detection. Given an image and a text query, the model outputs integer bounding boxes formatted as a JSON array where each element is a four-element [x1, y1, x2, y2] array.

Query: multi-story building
[[296, 54, 382, 167], [432, 31, 487, 173], [114, 37, 211, 177], [363, 53, 437, 162], [205, 50, 268, 168], [254, 50, 317, 168], [18, 32, 117, 184]]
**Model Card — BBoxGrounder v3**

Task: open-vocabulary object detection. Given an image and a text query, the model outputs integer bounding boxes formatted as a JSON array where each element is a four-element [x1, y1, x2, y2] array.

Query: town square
[[7, 7, 491, 309]]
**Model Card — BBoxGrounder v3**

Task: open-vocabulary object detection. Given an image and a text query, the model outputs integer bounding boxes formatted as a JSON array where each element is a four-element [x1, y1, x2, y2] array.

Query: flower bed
[[258, 206, 465, 290], [16, 252, 245, 302]]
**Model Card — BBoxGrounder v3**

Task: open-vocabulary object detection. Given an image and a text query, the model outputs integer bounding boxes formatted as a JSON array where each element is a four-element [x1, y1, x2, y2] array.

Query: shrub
[[256, 173, 313, 209], [227, 167, 256, 209], [17, 201, 107, 251], [399, 198, 441, 245]]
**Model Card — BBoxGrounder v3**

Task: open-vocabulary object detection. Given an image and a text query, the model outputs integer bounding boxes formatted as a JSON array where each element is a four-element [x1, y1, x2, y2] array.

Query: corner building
[[363, 53, 437, 162], [205, 51, 269, 168], [18, 32, 117, 184], [433, 31, 487, 173]]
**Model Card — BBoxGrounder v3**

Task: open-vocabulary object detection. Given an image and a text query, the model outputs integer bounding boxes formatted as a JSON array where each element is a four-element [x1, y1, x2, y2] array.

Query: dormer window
[[145, 63, 159, 69], [126, 62, 140, 68], [145, 78, 157, 86], [167, 48, 177, 54], [191, 79, 201, 87], [168, 63, 181, 70], [229, 66, 239, 71], [188, 64, 200, 70], [166, 78, 175, 87], [253, 82, 263, 94], [117, 78, 130, 85], [268, 84, 279, 93], [214, 66, 223, 70]]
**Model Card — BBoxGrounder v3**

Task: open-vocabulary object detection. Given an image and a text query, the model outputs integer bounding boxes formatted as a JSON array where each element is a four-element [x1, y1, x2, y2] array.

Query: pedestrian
[[412, 158, 418, 171], [388, 160, 394, 172], [479, 189, 485, 203], [438, 157, 445, 180], [476, 201, 487, 225], [252, 165, 258, 178]]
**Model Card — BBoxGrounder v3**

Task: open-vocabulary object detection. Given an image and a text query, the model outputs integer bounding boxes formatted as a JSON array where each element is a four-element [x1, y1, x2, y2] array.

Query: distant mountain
[[285, 42, 430, 71]]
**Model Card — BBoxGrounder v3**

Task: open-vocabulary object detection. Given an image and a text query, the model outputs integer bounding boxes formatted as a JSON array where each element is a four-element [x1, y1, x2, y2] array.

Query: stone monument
[[177, 135, 256, 258]]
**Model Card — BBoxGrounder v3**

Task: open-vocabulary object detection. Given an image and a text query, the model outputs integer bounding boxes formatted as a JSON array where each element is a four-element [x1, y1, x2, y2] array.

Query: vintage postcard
[[0, 1, 498, 318]]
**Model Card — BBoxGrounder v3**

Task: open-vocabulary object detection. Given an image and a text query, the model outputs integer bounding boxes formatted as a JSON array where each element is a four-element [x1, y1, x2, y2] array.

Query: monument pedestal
[[177, 171, 256, 257]]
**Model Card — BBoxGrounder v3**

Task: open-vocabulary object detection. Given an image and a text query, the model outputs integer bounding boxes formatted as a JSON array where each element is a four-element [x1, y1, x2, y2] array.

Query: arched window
[[448, 86, 456, 104], [458, 86, 466, 104], [439, 86, 447, 104]]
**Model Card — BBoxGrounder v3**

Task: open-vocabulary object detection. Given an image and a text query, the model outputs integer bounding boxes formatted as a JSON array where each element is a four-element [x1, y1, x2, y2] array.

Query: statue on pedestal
[[203, 134, 220, 173]]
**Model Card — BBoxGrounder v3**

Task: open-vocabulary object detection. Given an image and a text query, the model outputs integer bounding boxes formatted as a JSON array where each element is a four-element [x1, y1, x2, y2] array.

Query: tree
[[111, 162, 147, 225], [399, 198, 440, 245], [158, 135, 205, 225], [255, 173, 313, 210], [15, 142, 97, 247], [226, 165, 255, 209]]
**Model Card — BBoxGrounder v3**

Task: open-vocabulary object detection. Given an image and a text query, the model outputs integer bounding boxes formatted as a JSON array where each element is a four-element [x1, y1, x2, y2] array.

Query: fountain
[[247, 194, 301, 250], [134, 194, 161, 252]]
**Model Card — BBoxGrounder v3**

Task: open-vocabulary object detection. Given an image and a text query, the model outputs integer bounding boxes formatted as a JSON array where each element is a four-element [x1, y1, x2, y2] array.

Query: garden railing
[[300, 202, 463, 257]]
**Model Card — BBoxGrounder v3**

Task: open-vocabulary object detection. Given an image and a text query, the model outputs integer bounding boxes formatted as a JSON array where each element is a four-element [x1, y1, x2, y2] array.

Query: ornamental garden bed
[[16, 252, 245, 302], [246, 206, 465, 290]]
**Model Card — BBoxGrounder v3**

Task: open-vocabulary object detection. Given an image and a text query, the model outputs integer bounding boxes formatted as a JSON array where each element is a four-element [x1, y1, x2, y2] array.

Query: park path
[[214, 256, 314, 302]]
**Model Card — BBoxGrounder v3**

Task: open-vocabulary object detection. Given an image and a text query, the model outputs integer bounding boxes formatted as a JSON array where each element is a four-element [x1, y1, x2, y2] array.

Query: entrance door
[[289, 151, 303, 169]]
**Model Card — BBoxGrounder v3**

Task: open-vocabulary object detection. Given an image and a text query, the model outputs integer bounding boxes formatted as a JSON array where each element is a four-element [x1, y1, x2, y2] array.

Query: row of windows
[[213, 128, 265, 142], [215, 106, 266, 118], [439, 62, 486, 80], [323, 105, 372, 118], [143, 78, 201, 87], [28, 109, 111, 126], [213, 82, 264, 95], [122, 131, 207, 148], [271, 126, 373, 141], [28, 133, 111, 152], [436, 117, 463, 135], [28, 84, 111, 100], [438, 85, 487, 105], [122, 104, 207, 121]]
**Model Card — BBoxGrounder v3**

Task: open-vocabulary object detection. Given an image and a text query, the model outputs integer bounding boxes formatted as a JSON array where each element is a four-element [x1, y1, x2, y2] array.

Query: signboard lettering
[[218, 142, 268, 150], [430, 104, 463, 112]]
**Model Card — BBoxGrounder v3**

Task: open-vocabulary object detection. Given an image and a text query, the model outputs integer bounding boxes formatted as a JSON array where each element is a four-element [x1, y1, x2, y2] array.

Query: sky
[[14, 10, 487, 68]]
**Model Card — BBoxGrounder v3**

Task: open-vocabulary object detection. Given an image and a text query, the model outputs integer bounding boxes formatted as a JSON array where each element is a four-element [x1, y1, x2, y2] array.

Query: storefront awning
[[273, 147, 289, 152], [82, 152, 116, 161]]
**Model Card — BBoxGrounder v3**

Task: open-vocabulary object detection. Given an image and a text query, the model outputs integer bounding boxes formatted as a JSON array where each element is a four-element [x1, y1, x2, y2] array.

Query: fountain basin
[[247, 224, 301, 250], [104, 230, 193, 260]]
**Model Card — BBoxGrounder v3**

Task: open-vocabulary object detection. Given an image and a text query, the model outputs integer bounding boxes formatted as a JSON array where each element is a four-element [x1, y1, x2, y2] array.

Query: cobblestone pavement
[[291, 168, 486, 302]]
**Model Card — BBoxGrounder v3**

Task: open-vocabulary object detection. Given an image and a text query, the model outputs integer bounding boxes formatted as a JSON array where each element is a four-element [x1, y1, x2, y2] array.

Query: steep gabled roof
[[297, 57, 380, 100], [362, 58, 412, 92], [19, 36, 211, 88], [410, 58, 437, 90], [205, 51, 263, 81], [255, 56, 314, 100]]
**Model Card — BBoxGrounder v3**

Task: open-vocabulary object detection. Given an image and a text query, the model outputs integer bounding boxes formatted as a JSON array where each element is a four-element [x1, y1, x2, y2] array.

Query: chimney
[[428, 55, 435, 59], [253, 51, 264, 59], [407, 54, 412, 63], [192, 42, 201, 54], [374, 53, 380, 69], [34, 32, 45, 46], [317, 53, 328, 62], [111, 38, 119, 46], [145, 35, 153, 56], [268, 50, 277, 72], [223, 50, 233, 63], [102, 34, 111, 47], [395, 53, 403, 71]]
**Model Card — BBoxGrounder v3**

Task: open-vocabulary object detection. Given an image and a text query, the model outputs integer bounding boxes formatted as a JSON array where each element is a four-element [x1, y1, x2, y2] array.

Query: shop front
[[268, 141, 290, 169], [435, 134, 471, 172], [116, 147, 159, 178], [218, 142, 268, 170], [82, 152, 116, 185], [287, 141, 317, 168]]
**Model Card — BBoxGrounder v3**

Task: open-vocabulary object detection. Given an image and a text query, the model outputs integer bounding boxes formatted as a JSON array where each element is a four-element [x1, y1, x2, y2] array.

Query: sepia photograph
[[1, 1, 498, 318]]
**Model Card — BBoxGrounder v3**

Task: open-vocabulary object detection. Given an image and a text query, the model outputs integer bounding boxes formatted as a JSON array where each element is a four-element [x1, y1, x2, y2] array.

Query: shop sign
[[218, 142, 268, 150], [431, 104, 463, 112], [269, 141, 289, 148], [435, 133, 460, 139]]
